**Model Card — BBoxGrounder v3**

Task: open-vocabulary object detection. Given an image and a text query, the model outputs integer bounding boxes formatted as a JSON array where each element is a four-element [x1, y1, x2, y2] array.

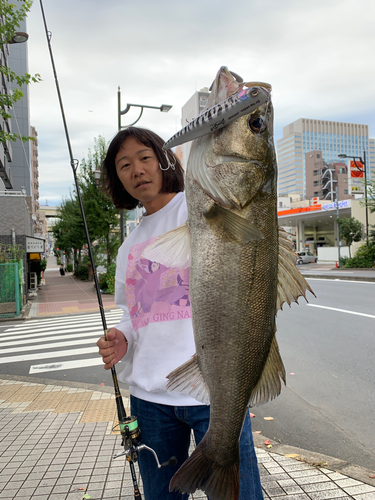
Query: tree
[[52, 136, 124, 274], [52, 195, 86, 268], [0, 0, 41, 143], [338, 217, 362, 258], [79, 136, 123, 268]]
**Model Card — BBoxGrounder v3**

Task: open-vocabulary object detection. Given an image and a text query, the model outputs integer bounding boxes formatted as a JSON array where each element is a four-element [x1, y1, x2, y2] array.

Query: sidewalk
[[1, 377, 375, 500], [25, 255, 117, 319]]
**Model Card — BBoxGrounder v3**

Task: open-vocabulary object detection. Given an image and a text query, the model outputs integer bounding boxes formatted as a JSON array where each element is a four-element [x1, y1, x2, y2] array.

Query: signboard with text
[[26, 237, 45, 254]]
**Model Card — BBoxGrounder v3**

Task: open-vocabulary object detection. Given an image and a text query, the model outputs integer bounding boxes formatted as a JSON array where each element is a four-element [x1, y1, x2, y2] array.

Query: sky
[[24, 0, 375, 206]]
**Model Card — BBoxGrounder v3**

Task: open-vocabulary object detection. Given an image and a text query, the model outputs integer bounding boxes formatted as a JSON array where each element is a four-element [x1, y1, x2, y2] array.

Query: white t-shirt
[[114, 192, 202, 406]]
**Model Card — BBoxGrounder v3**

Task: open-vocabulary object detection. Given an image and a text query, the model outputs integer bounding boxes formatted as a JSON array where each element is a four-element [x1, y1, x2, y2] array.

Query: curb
[[253, 433, 375, 488]]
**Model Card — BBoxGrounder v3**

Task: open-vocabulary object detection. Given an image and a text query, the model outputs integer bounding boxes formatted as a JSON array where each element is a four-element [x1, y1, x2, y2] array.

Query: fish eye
[[248, 114, 266, 133]]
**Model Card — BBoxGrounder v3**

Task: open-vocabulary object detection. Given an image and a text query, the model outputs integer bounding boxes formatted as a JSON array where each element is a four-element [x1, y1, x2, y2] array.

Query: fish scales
[[144, 67, 314, 500]]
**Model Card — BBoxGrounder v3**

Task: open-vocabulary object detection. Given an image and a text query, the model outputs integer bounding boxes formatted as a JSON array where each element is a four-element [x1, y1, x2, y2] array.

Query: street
[[252, 278, 375, 471], [0, 278, 374, 471]]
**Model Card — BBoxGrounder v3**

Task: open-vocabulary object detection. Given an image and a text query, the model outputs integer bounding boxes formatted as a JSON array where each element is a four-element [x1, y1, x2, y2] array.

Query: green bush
[[67, 263, 73, 273], [98, 272, 108, 291], [106, 263, 116, 295], [74, 262, 90, 280], [345, 245, 375, 268], [98, 263, 116, 294], [339, 256, 349, 267]]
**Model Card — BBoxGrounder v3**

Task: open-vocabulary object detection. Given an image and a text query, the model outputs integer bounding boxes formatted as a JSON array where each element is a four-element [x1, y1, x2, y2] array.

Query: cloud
[[25, 0, 375, 204]]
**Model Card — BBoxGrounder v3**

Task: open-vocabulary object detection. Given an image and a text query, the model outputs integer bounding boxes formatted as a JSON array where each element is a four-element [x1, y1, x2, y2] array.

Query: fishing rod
[[39, 2, 176, 498]]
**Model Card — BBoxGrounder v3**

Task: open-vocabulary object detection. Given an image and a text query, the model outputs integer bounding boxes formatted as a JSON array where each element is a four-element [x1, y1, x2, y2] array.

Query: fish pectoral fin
[[166, 354, 210, 405], [142, 222, 191, 269], [248, 335, 286, 407], [277, 228, 316, 311], [202, 204, 264, 243]]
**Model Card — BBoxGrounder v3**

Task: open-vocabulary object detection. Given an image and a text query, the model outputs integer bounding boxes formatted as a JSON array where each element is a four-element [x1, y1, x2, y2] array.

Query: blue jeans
[[130, 396, 264, 500]]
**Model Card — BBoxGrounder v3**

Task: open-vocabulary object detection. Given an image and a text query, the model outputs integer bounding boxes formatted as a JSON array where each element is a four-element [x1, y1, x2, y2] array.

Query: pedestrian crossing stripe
[[0, 309, 124, 375]]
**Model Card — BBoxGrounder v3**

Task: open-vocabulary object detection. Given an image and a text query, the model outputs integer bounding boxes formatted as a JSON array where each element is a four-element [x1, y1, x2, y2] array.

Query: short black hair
[[102, 127, 184, 210]]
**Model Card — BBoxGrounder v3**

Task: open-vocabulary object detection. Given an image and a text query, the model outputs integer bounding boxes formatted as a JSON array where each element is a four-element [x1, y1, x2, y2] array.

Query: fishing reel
[[113, 415, 177, 469]]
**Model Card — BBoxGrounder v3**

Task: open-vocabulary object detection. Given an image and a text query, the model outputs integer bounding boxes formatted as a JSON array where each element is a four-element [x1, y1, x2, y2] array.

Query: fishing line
[[38, 3, 176, 497]]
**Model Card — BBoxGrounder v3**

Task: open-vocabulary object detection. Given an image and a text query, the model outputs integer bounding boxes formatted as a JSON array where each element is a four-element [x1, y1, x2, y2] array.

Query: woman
[[97, 127, 263, 500]]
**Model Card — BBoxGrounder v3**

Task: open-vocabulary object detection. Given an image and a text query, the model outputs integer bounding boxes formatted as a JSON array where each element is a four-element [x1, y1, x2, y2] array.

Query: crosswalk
[[0, 309, 123, 375]]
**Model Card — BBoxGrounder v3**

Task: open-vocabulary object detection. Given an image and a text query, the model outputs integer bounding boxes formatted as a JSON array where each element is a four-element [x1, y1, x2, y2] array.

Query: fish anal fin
[[167, 354, 210, 405], [277, 228, 316, 311], [249, 335, 286, 407], [142, 222, 191, 269], [170, 435, 240, 500], [203, 204, 264, 244]]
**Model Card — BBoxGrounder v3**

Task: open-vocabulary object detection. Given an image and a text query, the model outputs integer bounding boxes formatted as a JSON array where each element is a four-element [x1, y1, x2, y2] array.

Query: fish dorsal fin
[[142, 222, 191, 269], [166, 354, 210, 405], [248, 333, 286, 407], [203, 204, 264, 243], [277, 228, 316, 311], [188, 135, 233, 208]]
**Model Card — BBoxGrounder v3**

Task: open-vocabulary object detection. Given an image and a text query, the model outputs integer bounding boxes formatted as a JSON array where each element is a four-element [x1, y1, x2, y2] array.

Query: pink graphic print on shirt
[[125, 238, 191, 331]]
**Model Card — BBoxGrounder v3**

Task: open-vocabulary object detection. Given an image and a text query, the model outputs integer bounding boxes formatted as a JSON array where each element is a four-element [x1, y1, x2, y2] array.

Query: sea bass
[[144, 67, 314, 500]]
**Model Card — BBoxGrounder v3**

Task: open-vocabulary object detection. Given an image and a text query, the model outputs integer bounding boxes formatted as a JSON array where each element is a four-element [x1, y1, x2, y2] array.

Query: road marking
[[307, 303, 375, 319], [2, 310, 123, 334], [29, 357, 104, 374], [1, 337, 102, 355], [306, 278, 375, 285], [0, 324, 104, 340], [0, 346, 98, 364], [0, 331, 102, 347]]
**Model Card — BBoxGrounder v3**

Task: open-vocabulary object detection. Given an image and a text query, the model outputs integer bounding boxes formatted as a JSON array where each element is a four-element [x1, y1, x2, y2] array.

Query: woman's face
[[115, 137, 164, 214]]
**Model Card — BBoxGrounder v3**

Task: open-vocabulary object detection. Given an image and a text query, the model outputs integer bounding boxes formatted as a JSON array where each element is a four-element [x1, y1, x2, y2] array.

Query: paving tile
[[353, 494, 375, 500], [294, 475, 333, 486], [308, 490, 349, 499], [303, 482, 343, 493], [334, 478, 363, 488], [344, 485, 375, 495], [290, 469, 326, 479]]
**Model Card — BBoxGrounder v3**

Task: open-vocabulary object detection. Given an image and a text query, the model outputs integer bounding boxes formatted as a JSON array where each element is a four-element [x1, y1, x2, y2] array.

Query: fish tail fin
[[170, 436, 240, 500]]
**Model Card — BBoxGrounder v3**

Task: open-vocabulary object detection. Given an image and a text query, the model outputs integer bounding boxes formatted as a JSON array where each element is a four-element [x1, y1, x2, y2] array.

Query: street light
[[338, 151, 369, 247], [1, 32, 29, 45], [117, 86, 173, 242]]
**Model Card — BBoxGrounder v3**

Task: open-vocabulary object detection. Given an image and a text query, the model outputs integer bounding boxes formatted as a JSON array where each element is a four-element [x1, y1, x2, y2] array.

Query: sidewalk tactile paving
[[24, 389, 69, 411], [3, 385, 45, 403], [53, 392, 93, 414]]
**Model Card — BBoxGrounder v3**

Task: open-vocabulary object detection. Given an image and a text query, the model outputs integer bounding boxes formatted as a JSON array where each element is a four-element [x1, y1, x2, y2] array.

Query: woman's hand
[[97, 328, 128, 370]]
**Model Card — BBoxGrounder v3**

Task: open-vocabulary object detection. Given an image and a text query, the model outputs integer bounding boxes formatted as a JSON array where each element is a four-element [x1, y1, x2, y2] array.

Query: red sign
[[350, 160, 364, 178]]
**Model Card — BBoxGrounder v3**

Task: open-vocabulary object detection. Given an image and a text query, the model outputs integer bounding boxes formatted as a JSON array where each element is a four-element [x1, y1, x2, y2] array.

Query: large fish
[[144, 66, 314, 500]]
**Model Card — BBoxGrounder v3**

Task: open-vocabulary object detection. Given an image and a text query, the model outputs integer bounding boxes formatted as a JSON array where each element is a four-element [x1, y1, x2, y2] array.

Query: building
[[8, 14, 32, 196], [30, 126, 40, 217], [180, 88, 209, 168], [277, 118, 375, 198], [0, 41, 14, 190], [305, 151, 352, 202]]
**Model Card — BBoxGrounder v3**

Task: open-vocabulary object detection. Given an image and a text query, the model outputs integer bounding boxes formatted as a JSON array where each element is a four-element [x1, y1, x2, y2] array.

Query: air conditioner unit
[[30, 272, 37, 290]]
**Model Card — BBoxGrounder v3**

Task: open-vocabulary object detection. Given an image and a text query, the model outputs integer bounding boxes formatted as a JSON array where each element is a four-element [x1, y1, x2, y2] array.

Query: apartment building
[[277, 118, 375, 198]]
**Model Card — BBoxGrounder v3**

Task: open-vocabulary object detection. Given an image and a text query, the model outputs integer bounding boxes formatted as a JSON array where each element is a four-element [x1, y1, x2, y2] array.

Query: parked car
[[295, 251, 318, 264]]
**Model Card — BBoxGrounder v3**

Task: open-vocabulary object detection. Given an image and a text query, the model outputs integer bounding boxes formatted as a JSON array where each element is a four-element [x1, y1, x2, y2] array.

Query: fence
[[0, 261, 24, 317]]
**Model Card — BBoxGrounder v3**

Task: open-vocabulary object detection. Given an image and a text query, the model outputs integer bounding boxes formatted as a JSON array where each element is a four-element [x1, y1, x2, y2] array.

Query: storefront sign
[[26, 237, 45, 253], [321, 200, 351, 211]]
